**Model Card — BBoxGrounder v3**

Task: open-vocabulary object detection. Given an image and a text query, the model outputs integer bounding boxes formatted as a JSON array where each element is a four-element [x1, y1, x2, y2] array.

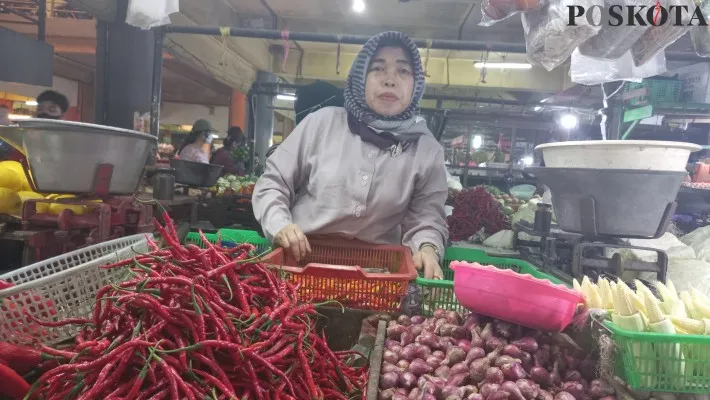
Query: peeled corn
[[670, 316, 710, 335], [598, 278, 614, 310], [681, 291, 702, 320]]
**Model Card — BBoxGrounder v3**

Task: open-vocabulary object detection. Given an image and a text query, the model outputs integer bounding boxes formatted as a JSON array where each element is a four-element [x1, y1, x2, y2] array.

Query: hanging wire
[[280, 30, 290, 73], [336, 35, 342, 75], [218, 27, 230, 68], [423, 39, 432, 78]]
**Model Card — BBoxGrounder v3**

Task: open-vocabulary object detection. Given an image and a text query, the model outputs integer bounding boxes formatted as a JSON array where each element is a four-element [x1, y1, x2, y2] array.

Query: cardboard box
[[665, 63, 710, 103]]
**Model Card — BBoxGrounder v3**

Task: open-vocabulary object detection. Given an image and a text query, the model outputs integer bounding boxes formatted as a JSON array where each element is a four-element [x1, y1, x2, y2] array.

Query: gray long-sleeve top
[[252, 107, 449, 254]]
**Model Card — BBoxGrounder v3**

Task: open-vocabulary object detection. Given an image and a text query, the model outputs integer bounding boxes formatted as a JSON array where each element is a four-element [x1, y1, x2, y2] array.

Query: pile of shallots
[[378, 310, 616, 400]]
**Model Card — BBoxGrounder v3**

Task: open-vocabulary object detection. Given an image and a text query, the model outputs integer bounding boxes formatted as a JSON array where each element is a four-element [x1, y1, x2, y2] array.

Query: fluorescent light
[[352, 0, 366, 12], [534, 106, 542, 112], [9, 114, 31, 120], [559, 113, 578, 130], [25, 100, 38, 106], [277, 94, 296, 101], [522, 156, 534, 166], [474, 62, 532, 70], [472, 135, 483, 150]]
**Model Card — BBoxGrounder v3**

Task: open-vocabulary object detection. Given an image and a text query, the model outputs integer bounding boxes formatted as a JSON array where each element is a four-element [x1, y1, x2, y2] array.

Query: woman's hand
[[275, 224, 311, 261], [413, 245, 443, 280]]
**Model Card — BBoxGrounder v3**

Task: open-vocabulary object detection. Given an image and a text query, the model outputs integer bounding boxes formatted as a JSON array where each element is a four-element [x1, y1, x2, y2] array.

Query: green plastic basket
[[417, 247, 564, 315], [625, 78, 683, 106], [184, 232, 225, 248], [218, 228, 271, 254], [184, 229, 271, 254], [607, 321, 710, 394]]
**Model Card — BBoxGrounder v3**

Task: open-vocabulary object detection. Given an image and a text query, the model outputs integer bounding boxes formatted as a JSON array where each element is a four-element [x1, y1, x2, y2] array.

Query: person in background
[[210, 135, 245, 176], [253, 31, 448, 279], [35, 90, 69, 120], [178, 119, 214, 164], [0, 105, 10, 126], [228, 126, 249, 174]]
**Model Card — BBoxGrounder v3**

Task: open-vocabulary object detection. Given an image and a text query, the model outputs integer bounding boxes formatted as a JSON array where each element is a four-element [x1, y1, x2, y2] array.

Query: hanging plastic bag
[[577, 0, 653, 60], [521, 0, 603, 71], [571, 49, 667, 85], [126, 0, 179, 30], [631, 0, 695, 66], [479, 0, 546, 26], [690, 0, 710, 57]]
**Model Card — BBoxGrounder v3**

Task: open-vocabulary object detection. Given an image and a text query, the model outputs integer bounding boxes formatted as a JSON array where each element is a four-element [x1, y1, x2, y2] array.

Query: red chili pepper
[[0, 362, 31, 399], [0, 342, 62, 375]]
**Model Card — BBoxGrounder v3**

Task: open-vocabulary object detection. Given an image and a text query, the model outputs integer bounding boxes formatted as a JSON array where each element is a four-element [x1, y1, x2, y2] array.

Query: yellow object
[[48, 195, 84, 215], [0, 161, 31, 191], [666, 279, 680, 300], [0, 166, 22, 191], [0, 188, 21, 214]]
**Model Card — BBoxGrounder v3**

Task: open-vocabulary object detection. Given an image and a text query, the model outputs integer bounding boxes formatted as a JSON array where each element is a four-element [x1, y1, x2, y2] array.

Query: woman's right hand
[[275, 224, 311, 261]]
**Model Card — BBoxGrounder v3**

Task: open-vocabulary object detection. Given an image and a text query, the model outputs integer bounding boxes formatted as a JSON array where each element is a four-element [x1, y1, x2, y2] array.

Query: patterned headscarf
[[344, 31, 427, 135]]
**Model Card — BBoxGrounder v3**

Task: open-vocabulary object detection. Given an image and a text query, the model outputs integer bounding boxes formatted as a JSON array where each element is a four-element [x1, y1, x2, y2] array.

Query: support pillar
[[253, 71, 276, 162], [229, 90, 247, 131], [94, 0, 157, 132]]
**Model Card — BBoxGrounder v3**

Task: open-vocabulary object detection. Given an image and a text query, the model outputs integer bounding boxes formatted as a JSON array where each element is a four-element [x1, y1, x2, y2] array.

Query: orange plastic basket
[[261, 238, 417, 312]]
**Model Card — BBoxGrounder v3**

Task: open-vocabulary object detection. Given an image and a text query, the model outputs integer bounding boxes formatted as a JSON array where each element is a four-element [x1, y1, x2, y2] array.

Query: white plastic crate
[[0, 234, 153, 345]]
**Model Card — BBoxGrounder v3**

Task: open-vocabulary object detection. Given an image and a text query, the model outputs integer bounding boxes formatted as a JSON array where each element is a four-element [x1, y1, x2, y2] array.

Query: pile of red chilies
[[447, 186, 510, 241], [27, 215, 367, 400]]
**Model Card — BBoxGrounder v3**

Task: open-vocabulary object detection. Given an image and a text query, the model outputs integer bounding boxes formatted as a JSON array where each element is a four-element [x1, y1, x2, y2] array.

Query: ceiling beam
[[274, 50, 568, 93]]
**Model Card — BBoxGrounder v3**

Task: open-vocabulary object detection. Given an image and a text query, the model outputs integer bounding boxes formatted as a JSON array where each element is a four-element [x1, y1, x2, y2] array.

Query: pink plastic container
[[450, 261, 583, 332]]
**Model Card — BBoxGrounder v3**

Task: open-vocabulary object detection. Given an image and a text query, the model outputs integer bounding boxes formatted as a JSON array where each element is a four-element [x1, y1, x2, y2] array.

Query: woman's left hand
[[413, 247, 443, 280]]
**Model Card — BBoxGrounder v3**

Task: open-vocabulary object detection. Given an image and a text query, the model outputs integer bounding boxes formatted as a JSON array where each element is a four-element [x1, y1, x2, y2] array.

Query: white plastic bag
[[619, 232, 696, 263], [480, 0, 546, 26], [482, 230, 515, 249], [577, 0, 651, 60], [690, 0, 710, 57], [681, 225, 710, 263], [126, 0, 179, 30], [571, 49, 667, 85], [522, 0, 603, 71]]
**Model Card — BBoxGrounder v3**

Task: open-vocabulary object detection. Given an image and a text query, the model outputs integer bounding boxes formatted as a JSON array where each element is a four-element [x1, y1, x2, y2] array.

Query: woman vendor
[[252, 31, 448, 279]]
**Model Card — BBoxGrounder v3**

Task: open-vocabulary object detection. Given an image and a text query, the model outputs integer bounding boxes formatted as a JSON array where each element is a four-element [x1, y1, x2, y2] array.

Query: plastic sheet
[[577, 0, 652, 60], [126, 0, 179, 30], [631, 0, 695, 66], [690, 0, 710, 57], [522, 0, 603, 71], [479, 0, 546, 26], [571, 49, 667, 85]]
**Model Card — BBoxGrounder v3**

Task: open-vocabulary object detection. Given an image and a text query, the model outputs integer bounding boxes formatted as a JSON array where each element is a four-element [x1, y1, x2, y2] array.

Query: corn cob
[[670, 316, 710, 335], [681, 291, 702, 320], [598, 278, 614, 310], [617, 280, 647, 315], [611, 283, 651, 386], [690, 288, 710, 319]]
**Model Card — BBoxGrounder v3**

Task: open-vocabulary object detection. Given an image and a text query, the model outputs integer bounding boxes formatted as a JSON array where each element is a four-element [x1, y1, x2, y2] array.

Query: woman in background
[[210, 134, 245, 176], [178, 119, 214, 163]]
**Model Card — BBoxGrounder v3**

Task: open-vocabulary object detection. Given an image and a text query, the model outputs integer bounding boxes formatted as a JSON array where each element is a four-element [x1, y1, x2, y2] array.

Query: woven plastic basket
[[262, 238, 417, 312], [0, 234, 152, 345]]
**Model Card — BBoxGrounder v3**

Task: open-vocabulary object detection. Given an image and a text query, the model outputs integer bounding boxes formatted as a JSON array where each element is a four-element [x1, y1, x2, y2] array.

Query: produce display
[[213, 174, 257, 196], [20, 217, 367, 399], [377, 310, 616, 400], [484, 187, 526, 216], [448, 187, 511, 241], [578, 276, 710, 335]]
